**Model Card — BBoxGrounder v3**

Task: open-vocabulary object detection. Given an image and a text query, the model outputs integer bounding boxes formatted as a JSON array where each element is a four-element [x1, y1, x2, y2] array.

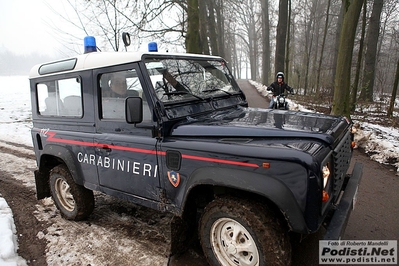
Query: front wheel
[[49, 165, 94, 221], [199, 197, 291, 266]]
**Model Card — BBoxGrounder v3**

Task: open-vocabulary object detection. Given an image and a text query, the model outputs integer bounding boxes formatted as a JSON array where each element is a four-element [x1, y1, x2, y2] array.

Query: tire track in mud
[[0, 141, 35, 161], [0, 140, 171, 265], [0, 170, 48, 266]]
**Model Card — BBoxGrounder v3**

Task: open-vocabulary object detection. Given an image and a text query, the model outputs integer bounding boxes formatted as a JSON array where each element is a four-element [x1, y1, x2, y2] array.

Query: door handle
[[97, 145, 112, 152]]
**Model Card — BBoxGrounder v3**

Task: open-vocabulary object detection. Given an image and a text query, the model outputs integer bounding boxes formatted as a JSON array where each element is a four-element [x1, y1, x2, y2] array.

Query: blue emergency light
[[148, 42, 158, 52], [84, 36, 97, 53]]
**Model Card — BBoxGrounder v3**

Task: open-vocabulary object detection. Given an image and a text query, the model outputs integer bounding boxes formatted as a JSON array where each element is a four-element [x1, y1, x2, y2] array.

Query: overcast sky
[[0, 0, 76, 56]]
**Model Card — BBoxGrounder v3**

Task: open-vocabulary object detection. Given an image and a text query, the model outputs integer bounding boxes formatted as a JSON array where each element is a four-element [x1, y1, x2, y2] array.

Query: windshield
[[144, 57, 241, 103]]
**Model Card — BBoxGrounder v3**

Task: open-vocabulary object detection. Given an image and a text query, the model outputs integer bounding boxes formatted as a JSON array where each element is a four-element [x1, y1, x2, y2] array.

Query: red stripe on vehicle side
[[182, 154, 259, 168], [46, 131, 258, 168]]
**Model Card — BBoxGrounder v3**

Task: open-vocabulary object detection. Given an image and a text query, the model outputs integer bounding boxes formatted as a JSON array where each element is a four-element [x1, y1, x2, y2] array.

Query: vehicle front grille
[[332, 130, 352, 197]]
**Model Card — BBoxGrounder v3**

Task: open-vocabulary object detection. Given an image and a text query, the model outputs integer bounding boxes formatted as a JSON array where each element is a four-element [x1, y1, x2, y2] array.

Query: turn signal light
[[262, 162, 270, 169], [322, 190, 329, 202], [351, 141, 356, 148]]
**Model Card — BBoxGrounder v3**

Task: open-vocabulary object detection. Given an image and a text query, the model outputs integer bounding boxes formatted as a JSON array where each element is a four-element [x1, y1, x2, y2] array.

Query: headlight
[[322, 163, 331, 202], [279, 97, 285, 104], [322, 165, 331, 188]]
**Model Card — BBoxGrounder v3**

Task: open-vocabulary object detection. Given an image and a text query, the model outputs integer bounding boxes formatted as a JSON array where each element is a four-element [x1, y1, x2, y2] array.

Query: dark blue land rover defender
[[29, 38, 362, 266]]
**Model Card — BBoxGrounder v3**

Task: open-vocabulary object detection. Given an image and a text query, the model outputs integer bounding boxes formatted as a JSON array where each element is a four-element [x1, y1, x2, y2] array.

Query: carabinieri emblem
[[167, 171, 180, 188]]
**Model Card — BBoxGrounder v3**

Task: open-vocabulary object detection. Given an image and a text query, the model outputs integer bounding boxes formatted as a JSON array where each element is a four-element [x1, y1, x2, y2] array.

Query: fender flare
[[184, 167, 309, 234], [39, 144, 84, 186]]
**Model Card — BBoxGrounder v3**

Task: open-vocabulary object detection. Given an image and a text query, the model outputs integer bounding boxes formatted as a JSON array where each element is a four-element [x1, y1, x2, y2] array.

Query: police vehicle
[[29, 36, 362, 266]]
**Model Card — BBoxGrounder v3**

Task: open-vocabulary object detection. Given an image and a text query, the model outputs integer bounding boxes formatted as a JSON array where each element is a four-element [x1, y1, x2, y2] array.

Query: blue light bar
[[84, 36, 97, 53], [148, 42, 158, 52]]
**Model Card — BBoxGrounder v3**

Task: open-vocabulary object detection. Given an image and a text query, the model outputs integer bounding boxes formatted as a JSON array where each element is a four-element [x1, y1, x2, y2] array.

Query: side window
[[100, 69, 152, 121], [37, 77, 82, 117]]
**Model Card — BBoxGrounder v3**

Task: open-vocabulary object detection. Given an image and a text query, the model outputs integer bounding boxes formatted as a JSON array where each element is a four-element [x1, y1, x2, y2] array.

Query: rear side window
[[37, 77, 83, 117]]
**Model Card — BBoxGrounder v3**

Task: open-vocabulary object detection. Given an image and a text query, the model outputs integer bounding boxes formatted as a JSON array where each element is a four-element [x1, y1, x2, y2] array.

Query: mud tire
[[199, 197, 291, 266], [49, 165, 94, 221]]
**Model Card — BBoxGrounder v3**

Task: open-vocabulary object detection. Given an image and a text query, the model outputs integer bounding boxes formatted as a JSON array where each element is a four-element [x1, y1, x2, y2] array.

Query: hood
[[170, 107, 350, 145]]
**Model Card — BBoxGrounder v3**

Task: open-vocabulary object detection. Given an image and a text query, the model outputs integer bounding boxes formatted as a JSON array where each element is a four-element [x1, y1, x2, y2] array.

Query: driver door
[[94, 66, 161, 202]]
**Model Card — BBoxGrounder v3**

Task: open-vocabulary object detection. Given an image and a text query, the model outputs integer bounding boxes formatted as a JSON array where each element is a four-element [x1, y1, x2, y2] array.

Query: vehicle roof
[[29, 51, 223, 79]]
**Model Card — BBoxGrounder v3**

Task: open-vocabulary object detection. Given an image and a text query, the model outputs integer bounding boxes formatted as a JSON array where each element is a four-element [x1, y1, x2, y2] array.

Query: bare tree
[[199, 0, 210, 55], [203, 0, 226, 57], [47, 0, 185, 54], [46, 0, 140, 53], [45, 0, 399, 119], [186, 0, 202, 53], [388, 57, 399, 117], [261, 0, 271, 85], [350, 0, 367, 111], [316, 0, 332, 94], [359, 0, 384, 102], [302, 0, 318, 95], [331, 0, 364, 117], [275, 0, 288, 75], [371, 0, 399, 96], [225, 0, 261, 80], [284, 0, 292, 82], [330, 1, 345, 92], [214, 0, 226, 58]]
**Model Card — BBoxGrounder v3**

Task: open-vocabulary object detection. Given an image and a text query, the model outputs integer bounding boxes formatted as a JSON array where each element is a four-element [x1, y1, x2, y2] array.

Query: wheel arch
[[35, 144, 84, 200], [180, 167, 310, 234]]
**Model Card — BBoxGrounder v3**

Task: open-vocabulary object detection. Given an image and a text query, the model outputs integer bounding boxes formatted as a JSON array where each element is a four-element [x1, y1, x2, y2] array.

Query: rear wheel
[[199, 197, 291, 266], [49, 165, 94, 221]]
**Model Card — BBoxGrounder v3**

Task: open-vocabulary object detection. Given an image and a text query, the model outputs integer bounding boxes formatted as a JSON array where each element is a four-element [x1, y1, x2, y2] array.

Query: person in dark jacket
[[267, 72, 294, 109], [107, 73, 139, 98]]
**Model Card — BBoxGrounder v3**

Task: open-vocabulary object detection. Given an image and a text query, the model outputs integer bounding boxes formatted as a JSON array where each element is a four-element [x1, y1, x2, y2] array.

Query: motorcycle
[[267, 87, 295, 110], [273, 93, 289, 110]]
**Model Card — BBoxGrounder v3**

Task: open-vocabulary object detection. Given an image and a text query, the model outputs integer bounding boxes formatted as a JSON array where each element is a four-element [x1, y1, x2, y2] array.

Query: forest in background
[[8, 0, 399, 118]]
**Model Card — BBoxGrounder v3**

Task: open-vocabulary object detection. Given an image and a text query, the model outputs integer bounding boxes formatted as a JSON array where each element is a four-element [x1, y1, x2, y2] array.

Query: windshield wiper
[[202, 88, 233, 96], [163, 91, 204, 101]]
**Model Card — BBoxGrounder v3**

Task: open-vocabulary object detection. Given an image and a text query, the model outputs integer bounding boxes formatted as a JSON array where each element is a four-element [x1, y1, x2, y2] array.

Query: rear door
[[93, 64, 161, 202], [34, 73, 99, 188]]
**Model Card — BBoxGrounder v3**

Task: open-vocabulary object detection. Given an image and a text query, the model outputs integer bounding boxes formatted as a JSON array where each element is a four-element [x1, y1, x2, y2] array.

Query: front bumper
[[324, 162, 363, 240]]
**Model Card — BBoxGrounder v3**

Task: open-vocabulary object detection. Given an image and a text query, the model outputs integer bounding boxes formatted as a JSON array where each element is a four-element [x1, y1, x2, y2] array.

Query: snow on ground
[[0, 76, 31, 266], [0, 76, 397, 265], [0, 76, 32, 146], [0, 198, 27, 266]]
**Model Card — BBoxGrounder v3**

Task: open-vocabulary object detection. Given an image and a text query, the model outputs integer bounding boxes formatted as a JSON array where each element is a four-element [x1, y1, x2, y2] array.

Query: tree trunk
[[215, 0, 226, 58], [249, 21, 257, 80], [331, 0, 364, 117], [261, 0, 270, 85], [207, 0, 219, 55], [331, 2, 345, 93], [199, 0, 210, 55], [350, 0, 367, 111], [316, 0, 332, 95], [359, 0, 384, 102], [303, 0, 316, 96], [284, 0, 291, 82], [388, 58, 399, 118], [186, 0, 202, 54], [275, 0, 288, 75]]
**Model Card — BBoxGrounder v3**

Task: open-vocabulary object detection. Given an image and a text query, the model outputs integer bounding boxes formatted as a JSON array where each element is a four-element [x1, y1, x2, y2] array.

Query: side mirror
[[125, 97, 143, 124]]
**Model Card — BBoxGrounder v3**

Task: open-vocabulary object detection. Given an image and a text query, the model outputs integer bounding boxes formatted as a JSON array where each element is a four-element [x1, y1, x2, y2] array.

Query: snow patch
[[0, 197, 27, 266], [249, 80, 399, 175]]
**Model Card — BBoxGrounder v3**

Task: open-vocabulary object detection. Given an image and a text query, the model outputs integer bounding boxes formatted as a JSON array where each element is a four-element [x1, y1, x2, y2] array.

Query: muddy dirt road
[[0, 80, 398, 266]]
